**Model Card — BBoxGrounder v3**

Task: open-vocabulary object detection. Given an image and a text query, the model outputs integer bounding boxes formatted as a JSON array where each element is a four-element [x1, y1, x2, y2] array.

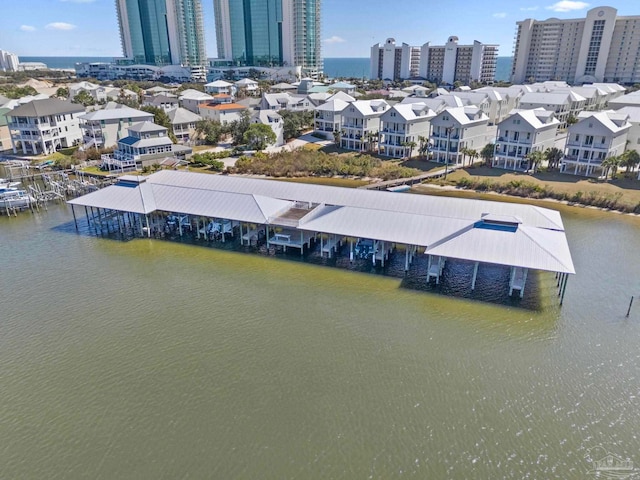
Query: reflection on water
[[1, 203, 640, 479]]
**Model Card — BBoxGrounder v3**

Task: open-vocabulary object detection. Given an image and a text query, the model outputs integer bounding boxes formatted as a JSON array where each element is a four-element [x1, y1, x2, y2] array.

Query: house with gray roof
[[519, 91, 586, 129], [100, 121, 191, 171], [79, 103, 153, 149], [260, 92, 312, 112], [8, 98, 85, 155], [179, 89, 214, 114], [167, 107, 202, 144], [494, 108, 560, 170], [562, 110, 630, 177], [314, 99, 350, 139]]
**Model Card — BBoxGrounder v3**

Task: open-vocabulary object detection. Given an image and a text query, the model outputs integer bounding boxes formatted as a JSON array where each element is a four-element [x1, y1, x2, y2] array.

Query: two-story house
[[179, 89, 214, 114], [378, 102, 435, 159], [167, 107, 202, 144], [204, 80, 234, 96], [519, 91, 586, 129], [494, 108, 560, 170], [260, 92, 312, 112], [8, 98, 85, 155], [562, 111, 630, 177]]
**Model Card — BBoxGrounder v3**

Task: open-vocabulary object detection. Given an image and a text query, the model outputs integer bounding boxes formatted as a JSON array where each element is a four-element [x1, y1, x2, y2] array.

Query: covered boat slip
[[67, 171, 575, 301]]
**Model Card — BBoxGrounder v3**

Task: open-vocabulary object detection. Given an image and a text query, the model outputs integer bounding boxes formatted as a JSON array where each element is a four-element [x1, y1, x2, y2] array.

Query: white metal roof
[[68, 171, 574, 273]]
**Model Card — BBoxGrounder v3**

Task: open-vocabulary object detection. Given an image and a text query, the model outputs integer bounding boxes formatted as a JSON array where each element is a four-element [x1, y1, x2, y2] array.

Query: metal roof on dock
[[68, 170, 575, 274]]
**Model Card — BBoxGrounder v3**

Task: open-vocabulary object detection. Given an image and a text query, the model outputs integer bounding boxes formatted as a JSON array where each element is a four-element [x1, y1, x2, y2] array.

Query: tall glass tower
[[214, 0, 322, 74], [116, 0, 206, 66]]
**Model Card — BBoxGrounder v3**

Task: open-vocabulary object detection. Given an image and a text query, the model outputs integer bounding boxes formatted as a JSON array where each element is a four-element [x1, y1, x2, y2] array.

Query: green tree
[[467, 148, 479, 165], [602, 155, 620, 179], [621, 149, 640, 175], [140, 105, 178, 143], [480, 143, 495, 166], [55, 87, 69, 99], [526, 150, 545, 173], [195, 119, 223, 145], [418, 136, 429, 158], [243, 123, 276, 150], [333, 130, 342, 147], [544, 147, 564, 171], [72, 90, 95, 106], [0, 85, 37, 99], [403, 140, 417, 159]]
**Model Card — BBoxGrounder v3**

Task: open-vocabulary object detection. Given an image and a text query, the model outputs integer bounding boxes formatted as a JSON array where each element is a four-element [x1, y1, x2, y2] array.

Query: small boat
[[0, 189, 34, 209]]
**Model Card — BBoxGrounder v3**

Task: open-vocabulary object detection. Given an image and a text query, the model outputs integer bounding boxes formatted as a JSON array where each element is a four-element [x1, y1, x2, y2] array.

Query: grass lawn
[[267, 177, 370, 188], [79, 166, 113, 176], [427, 165, 640, 209], [192, 145, 218, 152]]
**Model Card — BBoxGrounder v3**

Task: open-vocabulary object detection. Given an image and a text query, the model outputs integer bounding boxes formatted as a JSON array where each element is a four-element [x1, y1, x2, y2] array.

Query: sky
[[0, 0, 638, 58]]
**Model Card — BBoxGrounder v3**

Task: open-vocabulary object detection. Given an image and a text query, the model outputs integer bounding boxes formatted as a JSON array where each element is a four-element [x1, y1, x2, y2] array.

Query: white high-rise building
[[0, 50, 19, 72], [512, 6, 640, 84], [370, 37, 498, 84], [213, 0, 322, 77]]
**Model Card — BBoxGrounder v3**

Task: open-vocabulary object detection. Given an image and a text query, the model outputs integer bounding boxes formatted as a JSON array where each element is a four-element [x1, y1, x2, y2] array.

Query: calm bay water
[[1, 198, 639, 478]]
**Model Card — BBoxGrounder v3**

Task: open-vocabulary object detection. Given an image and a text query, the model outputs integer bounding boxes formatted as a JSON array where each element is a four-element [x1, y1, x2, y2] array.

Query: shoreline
[[412, 182, 640, 218]]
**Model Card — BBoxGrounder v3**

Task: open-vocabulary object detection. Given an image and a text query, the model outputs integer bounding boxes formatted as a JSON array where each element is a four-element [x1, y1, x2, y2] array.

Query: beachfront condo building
[[213, 0, 322, 77], [0, 50, 19, 72], [370, 37, 498, 84], [116, 0, 207, 67], [512, 6, 640, 84]]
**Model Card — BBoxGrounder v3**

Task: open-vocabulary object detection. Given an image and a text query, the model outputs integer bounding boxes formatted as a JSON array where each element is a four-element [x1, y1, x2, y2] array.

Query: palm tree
[[459, 147, 469, 166], [526, 150, 545, 174], [418, 136, 428, 158], [544, 147, 564, 171], [333, 130, 342, 148], [621, 150, 640, 175], [467, 148, 479, 166], [404, 140, 417, 159], [480, 143, 495, 167], [601, 155, 620, 180]]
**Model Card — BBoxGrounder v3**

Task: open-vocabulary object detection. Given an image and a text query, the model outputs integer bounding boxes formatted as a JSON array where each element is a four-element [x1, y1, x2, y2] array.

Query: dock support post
[[84, 206, 90, 229], [266, 225, 270, 248], [626, 296, 634, 317], [520, 268, 528, 298], [145, 214, 150, 238], [381, 241, 385, 267], [471, 262, 479, 290], [71, 204, 78, 231], [560, 274, 569, 305], [509, 266, 516, 296], [405, 246, 409, 272], [350, 240, 353, 263], [320, 234, 323, 258]]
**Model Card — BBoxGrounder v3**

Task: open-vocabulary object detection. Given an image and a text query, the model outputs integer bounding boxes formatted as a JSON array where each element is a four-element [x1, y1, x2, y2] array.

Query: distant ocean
[[323, 57, 513, 82], [21, 56, 513, 82]]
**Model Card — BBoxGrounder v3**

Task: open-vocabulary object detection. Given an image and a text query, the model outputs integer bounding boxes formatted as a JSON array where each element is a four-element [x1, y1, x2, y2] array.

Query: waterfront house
[[561, 110, 630, 177], [340, 100, 390, 152], [167, 107, 202, 144], [378, 102, 435, 159], [608, 90, 640, 110], [8, 98, 84, 155], [314, 98, 349, 139], [493, 109, 560, 170], [430, 106, 490, 166], [79, 103, 154, 149], [615, 106, 640, 157], [100, 121, 191, 171]]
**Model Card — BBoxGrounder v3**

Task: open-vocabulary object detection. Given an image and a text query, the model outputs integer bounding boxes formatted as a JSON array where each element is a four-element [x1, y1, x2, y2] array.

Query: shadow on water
[[54, 216, 552, 311]]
